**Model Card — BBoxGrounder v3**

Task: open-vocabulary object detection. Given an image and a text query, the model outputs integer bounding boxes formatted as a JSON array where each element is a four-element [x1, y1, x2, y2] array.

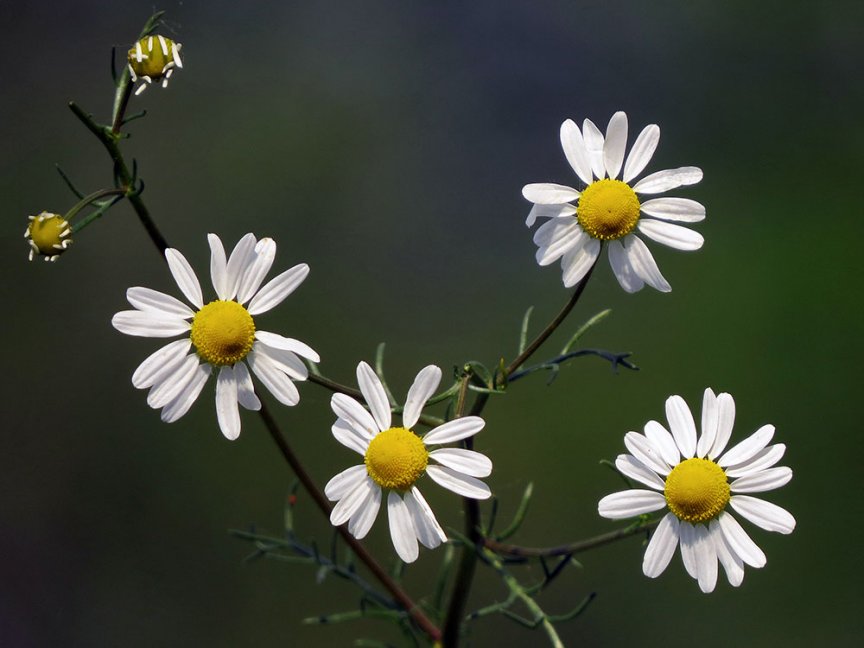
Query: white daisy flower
[[112, 233, 319, 440], [598, 389, 795, 593], [325, 362, 492, 563], [523, 111, 705, 292]]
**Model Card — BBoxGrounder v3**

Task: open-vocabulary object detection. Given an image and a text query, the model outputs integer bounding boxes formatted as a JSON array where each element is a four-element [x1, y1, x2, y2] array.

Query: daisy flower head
[[325, 362, 493, 563], [24, 211, 72, 262], [598, 389, 795, 593], [523, 111, 705, 292], [127, 35, 183, 95], [111, 233, 318, 440]]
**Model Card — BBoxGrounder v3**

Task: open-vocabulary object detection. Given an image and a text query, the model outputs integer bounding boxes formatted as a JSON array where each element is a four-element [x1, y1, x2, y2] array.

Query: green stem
[[63, 188, 125, 223]]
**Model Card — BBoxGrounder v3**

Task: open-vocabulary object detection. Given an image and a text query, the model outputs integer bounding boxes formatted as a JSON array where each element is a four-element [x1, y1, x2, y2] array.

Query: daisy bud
[[127, 35, 183, 95], [24, 212, 72, 262]]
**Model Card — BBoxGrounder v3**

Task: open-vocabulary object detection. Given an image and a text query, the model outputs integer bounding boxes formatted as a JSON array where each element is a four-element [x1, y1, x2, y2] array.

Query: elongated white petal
[[356, 361, 391, 431], [216, 366, 241, 440], [330, 476, 374, 526], [534, 219, 584, 266], [643, 513, 679, 578], [430, 448, 493, 478], [254, 331, 320, 362], [208, 233, 229, 300], [237, 237, 276, 304], [730, 467, 792, 493], [403, 365, 442, 429], [331, 420, 369, 455], [597, 489, 666, 519], [426, 465, 491, 499], [331, 393, 378, 440], [348, 481, 381, 539], [422, 416, 484, 445], [132, 339, 192, 389], [623, 235, 671, 292], [694, 523, 718, 593], [522, 183, 580, 205], [165, 248, 203, 309], [615, 454, 665, 490], [638, 219, 704, 251], [718, 512, 766, 568], [719, 424, 775, 467], [405, 487, 447, 548], [623, 123, 660, 183], [639, 197, 705, 223], [582, 118, 606, 179], [225, 233, 256, 300], [147, 354, 200, 408], [253, 344, 307, 381], [623, 431, 671, 476], [607, 239, 644, 293], [246, 349, 299, 406], [603, 111, 628, 180], [561, 237, 600, 288], [247, 263, 310, 315], [697, 388, 718, 458], [730, 495, 795, 534], [709, 392, 736, 459], [234, 361, 261, 411], [525, 203, 576, 227], [559, 119, 594, 185], [533, 214, 578, 246], [126, 287, 194, 318], [644, 420, 680, 467], [679, 522, 700, 580], [388, 492, 419, 563], [112, 310, 190, 337], [160, 363, 210, 423], [710, 520, 744, 586], [633, 166, 703, 194], [325, 465, 368, 501], [725, 444, 786, 478], [666, 395, 697, 458]]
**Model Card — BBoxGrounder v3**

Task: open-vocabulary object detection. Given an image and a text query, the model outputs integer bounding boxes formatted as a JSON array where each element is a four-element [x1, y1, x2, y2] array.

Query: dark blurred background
[[1, 1, 862, 646]]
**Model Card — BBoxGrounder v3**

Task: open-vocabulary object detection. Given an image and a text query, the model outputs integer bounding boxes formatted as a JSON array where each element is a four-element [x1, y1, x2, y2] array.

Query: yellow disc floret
[[26, 212, 72, 262], [664, 458, 730, 524], [127, 35, 182, 81], [576, 179, 641, 240], [190, 300, 256, 367], [365, 427, 429, 491]]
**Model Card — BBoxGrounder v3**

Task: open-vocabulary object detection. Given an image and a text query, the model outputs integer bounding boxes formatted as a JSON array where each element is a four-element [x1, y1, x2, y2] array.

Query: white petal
[[730, 496, 795, 534], [331, 420, 369, 455], [388, 492, 419, 563], [132, 339, 192, 389], [638, 219, 704, 251], [331, 393, 378, 440], [623, 432, 671, 476], [710, 520, 744, 587], [724, 444, 786, 478], [247, 263, 310, 316], [405, 487, 447, 548], [643, 512, 679, 578], [559, 119, 594, 185], [697, 388, 718, 458], [561, 237, 600, 288], [693, 523, 718, 593], [581, 118, 606, 179], [603, 111, 628, 180], [254, 331, 320, 362], [126, 287, 194, 318], [430, 448, 493, 478], [112, 310, 190, 337], [426, 465, 491, 499], [216, 366, 241, 440], [160, 363, 211, 423], [607, 240, 644, 293], [623, 234, 671, 292], [147, 354, 200, 408], [730, 467, 792, 493], [536, 224, 586, 268], [666, 395, 697, 458], [644, 420, 680, 467], [678, 522, 700, 580], [623, 123, 660, 183], [246, 349, 300, 406], [253, 344, 307, 381], [225, 233, 256, 300], [597, 489, 666, 519], [717, 511, 766, 568], [165, 248, 203, 309], [633, 166, 703, 194], [719, 424, 775, 467], [615, 454, 665, 490], [234, 361, 261, 411], [356, 361, 391, 432], [403, 365, 442, 429], [639, 197, 705, 223], [208, 233, 229, 300], [324, 464, 368, 500], [709, 393, 736, 459], [525, 203, 576, 227], [237, 237, 276, 304], [522, 183, 580, 205], [422, 416, 484, 445], [348, 481, 381, 539], [330, 476, 375, 526]]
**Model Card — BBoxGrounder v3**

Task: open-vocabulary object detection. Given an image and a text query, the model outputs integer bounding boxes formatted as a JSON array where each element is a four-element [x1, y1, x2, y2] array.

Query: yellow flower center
[[127, 36, 180, 79], [576, 179, 641, 240], [364, 427, 429, 491], [190, 300, 256, 367], [28, 213, 71, 255], [664, 458, 730, 524]]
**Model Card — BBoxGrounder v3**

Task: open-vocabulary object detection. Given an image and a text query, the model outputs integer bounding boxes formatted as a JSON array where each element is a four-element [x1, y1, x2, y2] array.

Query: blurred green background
[[2, 1, 862, 646]]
